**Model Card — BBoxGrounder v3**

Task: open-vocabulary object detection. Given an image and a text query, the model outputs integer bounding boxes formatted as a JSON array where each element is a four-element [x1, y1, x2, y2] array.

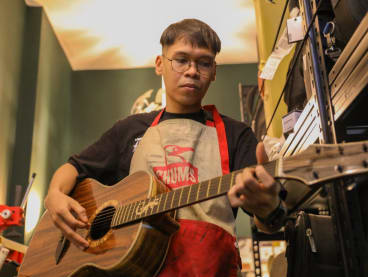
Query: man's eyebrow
[[171, 51, 190, 57], [172, 51, 215, 59]]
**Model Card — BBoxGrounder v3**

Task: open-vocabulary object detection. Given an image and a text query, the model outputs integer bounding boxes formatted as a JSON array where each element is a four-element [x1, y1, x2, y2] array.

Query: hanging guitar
[[18, 141, 368, 277]]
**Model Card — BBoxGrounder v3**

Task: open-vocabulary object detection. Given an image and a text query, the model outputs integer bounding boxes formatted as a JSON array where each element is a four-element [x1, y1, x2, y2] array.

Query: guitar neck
[[111, 160, 277, 228]]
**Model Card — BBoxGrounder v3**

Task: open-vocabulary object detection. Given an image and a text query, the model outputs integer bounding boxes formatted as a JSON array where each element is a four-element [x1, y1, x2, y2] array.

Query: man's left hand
[[227, 142, 280, 219]]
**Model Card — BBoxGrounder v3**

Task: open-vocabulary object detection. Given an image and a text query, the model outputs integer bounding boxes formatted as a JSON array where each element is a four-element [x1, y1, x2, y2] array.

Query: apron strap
[[151, 109, 165, 126], [203, 105, 230, 175]]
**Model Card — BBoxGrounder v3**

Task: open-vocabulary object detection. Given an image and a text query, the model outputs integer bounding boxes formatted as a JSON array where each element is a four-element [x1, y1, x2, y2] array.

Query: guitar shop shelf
[[280, 13, 368, 155], [251, 5, 368, 277]]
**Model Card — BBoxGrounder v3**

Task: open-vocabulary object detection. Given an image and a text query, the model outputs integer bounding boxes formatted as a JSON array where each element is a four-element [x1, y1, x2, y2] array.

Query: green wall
[[0, 1, 42, 275], [26, 12, 72, 243], [205, 63, 258, 121], [70, 69, 161, 152], [0, 0, 27, 205]]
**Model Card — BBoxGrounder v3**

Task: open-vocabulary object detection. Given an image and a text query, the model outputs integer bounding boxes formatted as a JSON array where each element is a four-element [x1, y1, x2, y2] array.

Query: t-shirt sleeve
[[223, 116, 258, 172], [67, 111, 158, 185], [232, 127, 258, 170], [68, 121, 123, 185]]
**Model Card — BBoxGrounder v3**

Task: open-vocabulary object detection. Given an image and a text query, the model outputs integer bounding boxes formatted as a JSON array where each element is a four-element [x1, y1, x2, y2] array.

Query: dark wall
[[70, 68, 161, 152], [27, 10, 72, 216], [205, 63, 258, 121], [6, 6, 42, 208], [0, 2, 41, 275], [0, 0, 27, 205]]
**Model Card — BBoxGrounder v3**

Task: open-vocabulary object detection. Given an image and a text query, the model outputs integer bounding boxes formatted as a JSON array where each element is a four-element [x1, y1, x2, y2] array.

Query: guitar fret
[[187, 184, 192, 204], [174, 189, 181, 208], [165, 191, 174, 211], [131, 201, 139, 221], [206, 179, 212, 197], [158, 193, 165, 213], [163, 191, 169, 211], [128, 201, 138, 222], [217, 176, 223, 194], [180, 186, 189, 206], [199, 181, 207, 200], [178, 188, 184, 207], [196, 182, 201, 200], [221, 174, 231, 194], [138, 200, 145, 220], [192, 183, 200, 202], [170, 190, 176, 209], [229, 172, 235, 190]]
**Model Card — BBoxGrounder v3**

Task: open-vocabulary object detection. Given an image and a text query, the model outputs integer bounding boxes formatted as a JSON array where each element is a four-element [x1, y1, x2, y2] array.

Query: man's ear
[[155, 55, 163, 76]]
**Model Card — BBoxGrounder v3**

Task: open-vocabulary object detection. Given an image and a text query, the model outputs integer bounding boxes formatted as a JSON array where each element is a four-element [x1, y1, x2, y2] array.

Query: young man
[[45, 19, 282, 276]]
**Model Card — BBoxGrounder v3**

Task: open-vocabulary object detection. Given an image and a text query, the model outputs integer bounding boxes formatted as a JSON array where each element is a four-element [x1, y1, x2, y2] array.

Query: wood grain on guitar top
[[18, 171, 177, 277]]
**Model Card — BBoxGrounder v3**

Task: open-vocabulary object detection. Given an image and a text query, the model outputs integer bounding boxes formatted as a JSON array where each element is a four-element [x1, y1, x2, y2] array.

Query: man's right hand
[[44, 163, 90, 250], [44, 190, 89, 250]]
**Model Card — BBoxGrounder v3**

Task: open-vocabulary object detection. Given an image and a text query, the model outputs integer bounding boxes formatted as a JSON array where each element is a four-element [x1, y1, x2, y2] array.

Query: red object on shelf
[[0, 205, 24, 232], [6, 249, 24, 265]]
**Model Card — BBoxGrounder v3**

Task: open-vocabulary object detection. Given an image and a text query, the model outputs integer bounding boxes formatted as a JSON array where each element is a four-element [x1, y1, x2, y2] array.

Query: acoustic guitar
[[18, 141, 368, 277]]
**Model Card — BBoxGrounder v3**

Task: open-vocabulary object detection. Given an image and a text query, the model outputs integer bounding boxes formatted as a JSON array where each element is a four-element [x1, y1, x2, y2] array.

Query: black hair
[[160, 18, 221, 55]]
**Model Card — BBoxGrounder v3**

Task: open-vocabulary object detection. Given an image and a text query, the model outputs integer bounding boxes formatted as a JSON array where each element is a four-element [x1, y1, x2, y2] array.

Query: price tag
[[287, 16, 304, 43]]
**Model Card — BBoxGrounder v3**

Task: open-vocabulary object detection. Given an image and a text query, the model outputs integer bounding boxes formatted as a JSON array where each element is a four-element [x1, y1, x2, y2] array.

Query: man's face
[[155, 39, 217, 113]]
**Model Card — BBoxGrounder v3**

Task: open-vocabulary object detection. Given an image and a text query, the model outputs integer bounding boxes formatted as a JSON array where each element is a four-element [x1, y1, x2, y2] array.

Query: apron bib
[[129, 105, 241, 277]]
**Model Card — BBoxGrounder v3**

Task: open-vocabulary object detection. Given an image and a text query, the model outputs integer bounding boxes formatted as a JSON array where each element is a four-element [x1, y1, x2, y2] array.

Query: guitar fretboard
[[111, 161, 277, 228]]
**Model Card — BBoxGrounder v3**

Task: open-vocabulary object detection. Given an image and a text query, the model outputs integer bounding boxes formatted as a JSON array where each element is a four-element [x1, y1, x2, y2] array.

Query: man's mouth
[[180, 83, 199, 89]]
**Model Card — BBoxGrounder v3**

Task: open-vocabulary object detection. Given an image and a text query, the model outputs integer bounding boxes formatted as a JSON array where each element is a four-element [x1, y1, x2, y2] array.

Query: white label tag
[[260, 28, 295, 80], [282, 110, 302, 134], [260, 56, 283, 80], [287, 16, 304, 43]]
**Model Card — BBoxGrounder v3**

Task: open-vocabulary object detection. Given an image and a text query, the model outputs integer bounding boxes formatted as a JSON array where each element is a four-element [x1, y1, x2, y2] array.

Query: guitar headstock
[[278, 140, 368, 186]]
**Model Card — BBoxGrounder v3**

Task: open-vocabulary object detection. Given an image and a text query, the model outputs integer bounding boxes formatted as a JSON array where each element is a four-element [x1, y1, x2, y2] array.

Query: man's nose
[[184, 61, 200, 76]]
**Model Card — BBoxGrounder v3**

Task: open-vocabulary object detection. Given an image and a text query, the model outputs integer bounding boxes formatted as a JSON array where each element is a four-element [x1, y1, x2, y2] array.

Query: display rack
[[251, 1, 368, 275]]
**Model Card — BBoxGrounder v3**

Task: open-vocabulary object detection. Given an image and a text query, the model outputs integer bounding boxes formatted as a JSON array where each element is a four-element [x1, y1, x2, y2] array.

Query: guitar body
[[19, 171, 178, 277]]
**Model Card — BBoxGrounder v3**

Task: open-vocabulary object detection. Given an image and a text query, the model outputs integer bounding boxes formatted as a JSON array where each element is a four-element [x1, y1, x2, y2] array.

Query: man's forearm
[[48, 163, 79, 195]]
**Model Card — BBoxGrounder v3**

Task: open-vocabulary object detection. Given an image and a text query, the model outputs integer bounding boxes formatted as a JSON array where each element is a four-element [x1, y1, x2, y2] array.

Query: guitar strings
[[88, 162, 277, 227]]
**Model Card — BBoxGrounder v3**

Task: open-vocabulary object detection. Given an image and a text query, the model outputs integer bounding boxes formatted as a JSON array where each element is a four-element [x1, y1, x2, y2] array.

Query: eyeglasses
[[162, 55, 215, 77]]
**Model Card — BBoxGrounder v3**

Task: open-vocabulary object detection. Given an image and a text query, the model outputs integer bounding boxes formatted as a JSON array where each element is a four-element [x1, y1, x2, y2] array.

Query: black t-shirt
[[69, 109, 257, 185]]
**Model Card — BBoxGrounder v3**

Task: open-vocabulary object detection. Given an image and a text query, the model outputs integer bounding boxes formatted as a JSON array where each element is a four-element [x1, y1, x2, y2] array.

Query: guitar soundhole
[[90, 206, 116, 240]]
